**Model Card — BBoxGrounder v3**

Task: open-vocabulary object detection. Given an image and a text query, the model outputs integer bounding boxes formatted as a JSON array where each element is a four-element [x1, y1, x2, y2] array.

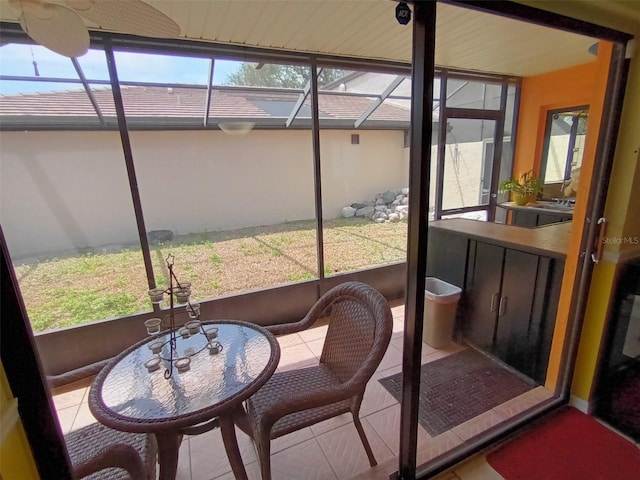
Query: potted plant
[[499, 170, 544, 206]]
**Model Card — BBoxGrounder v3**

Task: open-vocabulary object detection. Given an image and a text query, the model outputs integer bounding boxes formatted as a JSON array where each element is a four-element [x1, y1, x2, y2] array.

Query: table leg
[[154, 431, 183, 480], [220, 410, 248, 480]]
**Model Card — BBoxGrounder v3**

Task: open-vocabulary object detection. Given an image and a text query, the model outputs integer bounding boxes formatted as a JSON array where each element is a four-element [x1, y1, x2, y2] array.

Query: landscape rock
[[351, 201, 374, 209], [147, 229, 174, 244], [356, 205, 375, 218], [342, 206, 356, 218], [381, 190, 397, 203], [342, 188, 410, 223]]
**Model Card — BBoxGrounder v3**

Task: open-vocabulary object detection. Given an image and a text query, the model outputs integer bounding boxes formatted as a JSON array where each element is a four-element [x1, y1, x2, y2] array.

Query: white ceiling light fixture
[[8, 0, 180, 58], [218, 122, 256, 136]]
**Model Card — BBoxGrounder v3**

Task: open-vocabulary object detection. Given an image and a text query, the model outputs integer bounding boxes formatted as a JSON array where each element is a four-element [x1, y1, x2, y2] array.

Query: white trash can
[[423, 277, 462, 349]]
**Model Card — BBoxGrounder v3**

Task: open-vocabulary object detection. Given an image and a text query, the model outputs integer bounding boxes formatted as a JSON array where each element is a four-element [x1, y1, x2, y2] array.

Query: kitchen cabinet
[[426, 220, 567, 384], [426, 229, 468, 289], [465, 240, 563, 383], [511, 210, 572, 227]]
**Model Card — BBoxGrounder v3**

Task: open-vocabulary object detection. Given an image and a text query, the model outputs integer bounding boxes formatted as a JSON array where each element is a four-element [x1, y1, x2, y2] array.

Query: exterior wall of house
[[513, 60, 601, 178], [1, 4, 635, 476], [0, 128, 407, 259], [523, 0, 639, 405], [572, 35, 640, 404], [521, 43, 612, 394]]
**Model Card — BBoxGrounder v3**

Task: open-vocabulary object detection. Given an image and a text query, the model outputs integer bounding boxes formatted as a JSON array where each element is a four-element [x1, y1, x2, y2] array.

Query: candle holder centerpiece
[[145, 254, 220, 378]]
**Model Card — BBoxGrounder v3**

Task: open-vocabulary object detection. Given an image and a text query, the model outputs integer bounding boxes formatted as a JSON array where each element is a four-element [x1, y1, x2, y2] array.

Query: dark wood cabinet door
[[465, 242, 504, 351], [512, 211, 538, 228], [426, 229, 468, 289], [537, 213, 571, 226], [531, 257, 564, 383], [434, 231, 562, 384], [511, 210, 572, 228], [494, 249, 540, 378], [537, 213, 560, 226]]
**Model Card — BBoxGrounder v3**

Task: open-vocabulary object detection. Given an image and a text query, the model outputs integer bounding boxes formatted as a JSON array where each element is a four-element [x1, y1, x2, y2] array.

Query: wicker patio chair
[[46, 361, 156, 479], [64, 421, 157, 480], [238, 281, 393, 480]]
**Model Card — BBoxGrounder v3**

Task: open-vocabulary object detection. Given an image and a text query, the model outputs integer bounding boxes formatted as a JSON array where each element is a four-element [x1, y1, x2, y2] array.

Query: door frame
[[434, 70, 510, 221], [0, 227, 72, 478], [399, 2, 633, 479], [0, 2, 632, 479]]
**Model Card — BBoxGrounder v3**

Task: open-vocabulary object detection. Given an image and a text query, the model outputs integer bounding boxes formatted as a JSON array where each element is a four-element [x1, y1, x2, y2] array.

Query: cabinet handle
[[590, 217, 608, 264], [498, 296, 507, 316], [490, 293, 500, 312]]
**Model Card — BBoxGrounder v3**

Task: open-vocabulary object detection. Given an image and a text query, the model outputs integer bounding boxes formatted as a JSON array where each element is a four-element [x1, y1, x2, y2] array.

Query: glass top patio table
[[89, 319, 280, 480]]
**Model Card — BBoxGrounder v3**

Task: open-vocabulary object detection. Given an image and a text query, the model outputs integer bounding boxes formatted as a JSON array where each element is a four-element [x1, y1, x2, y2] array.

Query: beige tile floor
[[53, 302, 557, 480]]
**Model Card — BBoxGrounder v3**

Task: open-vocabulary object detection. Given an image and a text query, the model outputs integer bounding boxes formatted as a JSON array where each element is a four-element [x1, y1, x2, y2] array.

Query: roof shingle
[[0, 86, 410, 127]]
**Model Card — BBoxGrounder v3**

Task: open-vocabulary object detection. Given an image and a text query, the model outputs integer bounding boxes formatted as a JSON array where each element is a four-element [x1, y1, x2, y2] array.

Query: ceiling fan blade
[[18, 3, 89, 57], [66, 0, 180, 38]]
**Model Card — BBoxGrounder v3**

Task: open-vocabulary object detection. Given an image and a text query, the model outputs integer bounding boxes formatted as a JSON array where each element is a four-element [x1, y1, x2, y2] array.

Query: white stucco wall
[[0, 131, 140, 260], [0, 129, 407, 259]]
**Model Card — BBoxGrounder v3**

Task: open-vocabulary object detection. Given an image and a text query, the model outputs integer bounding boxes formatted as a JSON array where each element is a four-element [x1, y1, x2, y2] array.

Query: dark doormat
[[607, 365, 640, 441], [378, 348, 537, 436]]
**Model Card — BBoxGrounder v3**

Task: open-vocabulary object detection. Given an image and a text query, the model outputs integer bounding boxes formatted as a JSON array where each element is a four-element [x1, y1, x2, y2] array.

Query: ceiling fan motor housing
[[8, 0, 181, 58]]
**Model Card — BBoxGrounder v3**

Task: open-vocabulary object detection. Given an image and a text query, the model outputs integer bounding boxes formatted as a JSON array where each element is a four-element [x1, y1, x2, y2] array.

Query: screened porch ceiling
[[1, 0, 628, 78]]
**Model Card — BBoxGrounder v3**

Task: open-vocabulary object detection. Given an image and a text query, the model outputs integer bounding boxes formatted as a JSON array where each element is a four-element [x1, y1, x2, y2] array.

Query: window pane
[[120, 53, 318, 300], [328, 73, 411, 127], [0, 44, 79, 79], [545, 110, 588, 183], [0, 128, 148, 331], [113, 51, 211, 84], [112, 51, 211, 129], [212, 60, 310, 127], [321, 69, 410, 276], [446, 78, 502, 110], [442, 118, 496, 210], [442, 211, 488, 221], [572, 116, 588, 172], [0, 80, 109, 128], [322, 70, 403, 94], [75, 50, 112, 81], [0, 45, 149, 333], [496, 83, 518, 222], [430, 120, 439, 221], [0, 45, 117, 129]]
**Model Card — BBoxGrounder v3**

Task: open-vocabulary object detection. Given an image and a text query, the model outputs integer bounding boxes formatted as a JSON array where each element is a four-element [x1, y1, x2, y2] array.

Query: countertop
[[429, 218, 571, 259], [498, 201, 574, 217]]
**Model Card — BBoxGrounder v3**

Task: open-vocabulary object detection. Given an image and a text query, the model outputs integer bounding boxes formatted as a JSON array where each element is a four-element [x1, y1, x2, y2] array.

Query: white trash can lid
[[425, 277, 461, 303]]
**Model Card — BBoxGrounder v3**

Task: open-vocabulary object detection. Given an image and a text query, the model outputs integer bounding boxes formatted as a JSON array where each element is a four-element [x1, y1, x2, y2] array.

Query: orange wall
[[513, 43, 614, 392], [513, 60, 601, 177]]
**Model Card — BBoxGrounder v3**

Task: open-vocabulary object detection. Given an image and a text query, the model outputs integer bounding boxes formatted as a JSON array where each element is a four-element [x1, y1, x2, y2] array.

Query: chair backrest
[[319, 282, 393, 385]]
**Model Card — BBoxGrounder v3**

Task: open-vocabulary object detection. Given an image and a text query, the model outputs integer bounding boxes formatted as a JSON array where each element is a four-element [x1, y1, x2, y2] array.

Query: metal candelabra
[[145, 254, 220, 378]]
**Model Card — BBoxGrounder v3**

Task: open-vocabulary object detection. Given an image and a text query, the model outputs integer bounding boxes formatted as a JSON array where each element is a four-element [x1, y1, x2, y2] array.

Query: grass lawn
[[14, 218, 408, 332]]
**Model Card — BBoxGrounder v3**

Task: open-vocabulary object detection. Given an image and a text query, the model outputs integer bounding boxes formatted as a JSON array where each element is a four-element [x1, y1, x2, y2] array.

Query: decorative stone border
[[342, 188, 409, 223]]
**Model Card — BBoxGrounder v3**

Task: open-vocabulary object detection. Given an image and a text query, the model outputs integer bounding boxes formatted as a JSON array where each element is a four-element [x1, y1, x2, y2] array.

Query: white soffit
[[0, 0, 601, 77], [434, 3, 597, 76]]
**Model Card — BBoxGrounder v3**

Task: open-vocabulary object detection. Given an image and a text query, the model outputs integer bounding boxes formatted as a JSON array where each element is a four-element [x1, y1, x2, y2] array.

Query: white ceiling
[[0, 0, 631, 77]]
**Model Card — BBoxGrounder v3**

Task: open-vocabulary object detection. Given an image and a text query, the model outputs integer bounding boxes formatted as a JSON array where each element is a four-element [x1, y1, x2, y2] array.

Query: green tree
[[225, 63, 348, 88]]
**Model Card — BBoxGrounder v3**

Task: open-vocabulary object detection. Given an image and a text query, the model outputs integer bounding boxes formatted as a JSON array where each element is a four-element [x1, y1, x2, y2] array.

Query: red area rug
[[486, 407, 640, 480]]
